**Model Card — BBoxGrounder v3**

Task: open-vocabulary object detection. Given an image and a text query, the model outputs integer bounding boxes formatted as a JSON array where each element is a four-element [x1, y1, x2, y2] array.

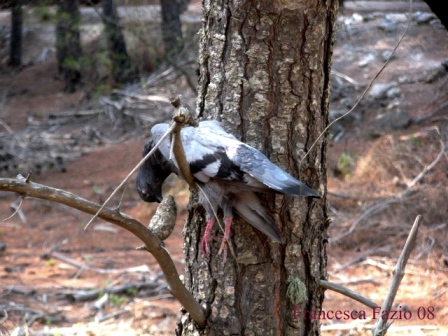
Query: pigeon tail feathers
[[233, 191, 283, 243]]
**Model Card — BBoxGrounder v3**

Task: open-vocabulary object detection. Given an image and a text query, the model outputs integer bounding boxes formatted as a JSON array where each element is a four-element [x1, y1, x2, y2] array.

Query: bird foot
[[217, 216, 234, 262], [202, 235, 222, 256], [201, 218, 216, 256], [201, 236, 211, 256], [217, 238, 228, 255]]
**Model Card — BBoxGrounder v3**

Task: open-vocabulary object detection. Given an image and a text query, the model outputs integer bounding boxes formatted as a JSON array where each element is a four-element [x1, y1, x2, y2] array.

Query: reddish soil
[[1, 3, 448, 335]]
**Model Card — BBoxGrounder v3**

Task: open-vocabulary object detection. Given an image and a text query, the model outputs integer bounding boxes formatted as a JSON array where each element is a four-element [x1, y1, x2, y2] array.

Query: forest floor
[[0, 1, 447, 335]]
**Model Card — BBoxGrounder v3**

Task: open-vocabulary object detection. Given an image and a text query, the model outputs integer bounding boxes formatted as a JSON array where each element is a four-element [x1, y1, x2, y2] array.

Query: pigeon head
[[136, 140, 173, 203]]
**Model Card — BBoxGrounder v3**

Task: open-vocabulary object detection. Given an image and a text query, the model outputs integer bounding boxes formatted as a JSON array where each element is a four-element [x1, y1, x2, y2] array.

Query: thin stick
[[50, 251, 150, 274], [332, 198, 402, 242], [3, 197, 25, 222], [372, 215, 422, 336], [170, 96, 197, 188], [300, 3, 412, 166], [319, 279, 378, 309], [401, 135, 445, 197]]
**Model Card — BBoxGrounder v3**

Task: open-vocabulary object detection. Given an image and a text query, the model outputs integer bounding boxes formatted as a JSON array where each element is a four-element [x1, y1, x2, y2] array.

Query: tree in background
[[160, 0, 183, 58], [102, 0, 135, 84], [9, 0, 22, 68], [178, 0, 335, 334], [177, 0, 190, 14], [55, 0, 83, 93]]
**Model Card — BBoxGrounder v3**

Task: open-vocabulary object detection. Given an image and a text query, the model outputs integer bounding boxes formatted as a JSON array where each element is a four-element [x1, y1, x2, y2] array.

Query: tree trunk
[[9, 0, 22, 68], [178, 0, 336, 335], [160, 0, 184, 57], [55, 0, 83, 93], [102, 0, 135, 83], [177, 0, 191, 14]]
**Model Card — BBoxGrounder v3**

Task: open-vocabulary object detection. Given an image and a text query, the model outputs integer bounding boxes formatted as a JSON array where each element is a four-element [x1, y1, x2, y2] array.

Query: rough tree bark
[[102, 0, 135, 83], [178, 0, 336, 335], [9, 0, 22, 68], [55, 0, 83, 93]]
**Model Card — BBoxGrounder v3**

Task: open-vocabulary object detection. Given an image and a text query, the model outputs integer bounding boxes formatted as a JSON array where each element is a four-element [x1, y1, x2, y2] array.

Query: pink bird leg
[[201, 217, 216, 255], [218, 215, 233, 256]]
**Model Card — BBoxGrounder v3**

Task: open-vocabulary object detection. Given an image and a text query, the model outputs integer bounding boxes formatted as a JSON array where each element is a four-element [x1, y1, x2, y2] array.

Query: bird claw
[[217, 238, 228, 255], [201, 236, 210, 256], [201, 235, 220, 256]]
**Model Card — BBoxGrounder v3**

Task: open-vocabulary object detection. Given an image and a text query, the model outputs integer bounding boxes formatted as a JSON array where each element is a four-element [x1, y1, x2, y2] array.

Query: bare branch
[[66, 279, 167, 302], [372, 215, 422, 336], [169, 96, 198, 188], [401, 136, 445, 197], [0, 177, 206, 328], [331, 70, 363, 87], [332, 276, 380, 286], [319, 279, 379, 309], [332, 198, 402, 242], [49, 251, 151, 275]]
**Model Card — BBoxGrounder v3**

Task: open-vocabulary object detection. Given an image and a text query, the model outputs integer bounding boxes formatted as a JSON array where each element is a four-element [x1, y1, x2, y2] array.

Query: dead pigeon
[[136, 120, 320, 255]]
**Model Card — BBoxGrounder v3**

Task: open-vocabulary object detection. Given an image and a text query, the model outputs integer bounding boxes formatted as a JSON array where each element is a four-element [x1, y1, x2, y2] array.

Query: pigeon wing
[[232, 144, 320, 198], [151, 122, 243, 183]]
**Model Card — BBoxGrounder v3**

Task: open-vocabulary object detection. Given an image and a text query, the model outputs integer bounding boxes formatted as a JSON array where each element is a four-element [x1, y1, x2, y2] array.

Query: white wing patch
[[194, 159, 221, 183]]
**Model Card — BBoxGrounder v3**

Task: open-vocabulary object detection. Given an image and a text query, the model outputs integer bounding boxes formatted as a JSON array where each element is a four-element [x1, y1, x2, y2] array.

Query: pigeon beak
[[155, 194, 163, 203]]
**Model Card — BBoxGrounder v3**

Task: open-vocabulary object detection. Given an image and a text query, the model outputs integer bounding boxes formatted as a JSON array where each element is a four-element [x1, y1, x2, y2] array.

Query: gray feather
[[234, 145, 320, 197], [233, 191, 283, 243]]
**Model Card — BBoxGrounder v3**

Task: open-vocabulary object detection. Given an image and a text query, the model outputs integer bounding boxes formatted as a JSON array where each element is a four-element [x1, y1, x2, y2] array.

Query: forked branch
[[372, 215, 422, 335], [0, 177, 206, 328]]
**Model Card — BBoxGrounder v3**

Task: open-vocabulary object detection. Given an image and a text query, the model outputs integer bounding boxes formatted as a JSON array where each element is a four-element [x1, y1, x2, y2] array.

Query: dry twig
[[372, 215, 422, 336], [331, 246, 393, 273], [319, 279, 378, 309], [401, 135, 445, 197], [4, 197, 26, 224], [65, 280, 166, 302], [49, 251, 151, 275]]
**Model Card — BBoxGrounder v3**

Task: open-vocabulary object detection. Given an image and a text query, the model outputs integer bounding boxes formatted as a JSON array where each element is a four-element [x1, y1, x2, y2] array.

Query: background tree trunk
[[55, 0, 83, 93], [102, 0, 135, 83], [160, 0, 184, 57], [177, 0, 191, 14], [179, 0, 336, 334], [9, 0, 22, 68]]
